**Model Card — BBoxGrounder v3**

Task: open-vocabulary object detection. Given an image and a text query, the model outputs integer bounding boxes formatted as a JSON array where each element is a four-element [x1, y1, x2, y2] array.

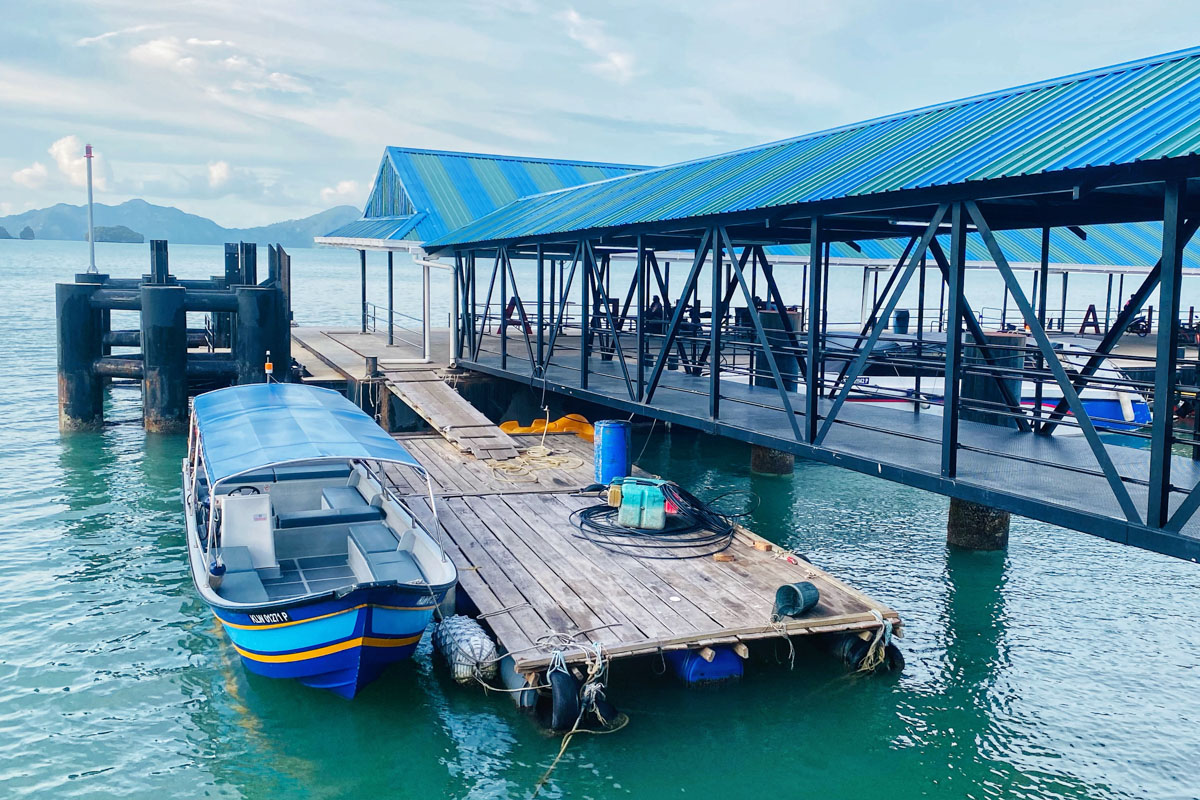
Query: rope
[[486, 445, 585, 482], [857, 609, 894, 673], [531, 642, 627, 798]]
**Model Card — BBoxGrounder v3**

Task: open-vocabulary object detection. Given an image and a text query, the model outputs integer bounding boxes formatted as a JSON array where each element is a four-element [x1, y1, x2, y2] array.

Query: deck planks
[[392, 431, 901, 675]]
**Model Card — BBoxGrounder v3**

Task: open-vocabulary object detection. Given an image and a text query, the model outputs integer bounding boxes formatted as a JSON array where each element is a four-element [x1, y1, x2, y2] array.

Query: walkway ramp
[[385, 370, 520, 461]]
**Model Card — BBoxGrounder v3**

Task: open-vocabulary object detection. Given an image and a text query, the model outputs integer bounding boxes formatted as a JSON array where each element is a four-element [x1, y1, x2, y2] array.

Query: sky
[[2, 0, 1199, 227]]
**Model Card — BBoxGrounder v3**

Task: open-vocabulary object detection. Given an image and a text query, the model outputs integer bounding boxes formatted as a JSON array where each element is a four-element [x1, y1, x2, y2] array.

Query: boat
[[182, 382, 457, 698], [731, 331, 1150, 434]]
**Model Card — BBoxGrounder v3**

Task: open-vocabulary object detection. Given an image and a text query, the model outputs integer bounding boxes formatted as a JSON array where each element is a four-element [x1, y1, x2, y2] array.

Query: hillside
[[0, 200, 361, 247]]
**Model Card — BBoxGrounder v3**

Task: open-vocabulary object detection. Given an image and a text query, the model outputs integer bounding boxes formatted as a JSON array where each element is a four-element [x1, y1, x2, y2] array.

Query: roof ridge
[[384, 145, 649, 171]]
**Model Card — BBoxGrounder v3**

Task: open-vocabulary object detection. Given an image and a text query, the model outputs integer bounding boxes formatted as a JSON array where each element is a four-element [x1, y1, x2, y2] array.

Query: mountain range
[[0, 199, 361, 247]]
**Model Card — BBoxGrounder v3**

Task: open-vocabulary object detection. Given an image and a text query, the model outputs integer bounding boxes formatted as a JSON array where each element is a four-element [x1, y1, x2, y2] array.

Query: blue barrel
[[594, 420, 632, 484]]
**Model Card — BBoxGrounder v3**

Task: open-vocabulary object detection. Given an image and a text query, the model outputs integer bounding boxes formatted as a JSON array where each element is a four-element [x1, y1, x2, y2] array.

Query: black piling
[[140, 284, 189, 432], [56, 280, 105, 431], [234, 286, 289, 384]]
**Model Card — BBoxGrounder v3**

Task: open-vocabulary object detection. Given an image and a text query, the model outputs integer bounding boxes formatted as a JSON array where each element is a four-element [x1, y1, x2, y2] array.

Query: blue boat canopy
[[192, 383, 422, 485]]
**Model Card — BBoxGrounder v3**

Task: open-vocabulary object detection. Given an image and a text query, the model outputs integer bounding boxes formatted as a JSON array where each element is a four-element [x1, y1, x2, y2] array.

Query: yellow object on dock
[[500, 413, 594, 441]]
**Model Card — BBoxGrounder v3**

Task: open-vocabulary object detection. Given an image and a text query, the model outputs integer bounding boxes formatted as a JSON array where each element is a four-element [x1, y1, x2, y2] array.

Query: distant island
[[0, 199, 360, 248], [88, 225, 144, 243], [0, 226, 10, 239]]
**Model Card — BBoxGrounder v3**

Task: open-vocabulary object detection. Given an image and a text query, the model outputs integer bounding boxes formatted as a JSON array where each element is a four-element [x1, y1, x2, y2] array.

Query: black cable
[[569, 482, 752, 560]]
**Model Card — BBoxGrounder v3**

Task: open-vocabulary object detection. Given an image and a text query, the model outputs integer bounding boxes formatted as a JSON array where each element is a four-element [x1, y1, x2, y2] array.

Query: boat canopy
[[192, 383, 422, 485]]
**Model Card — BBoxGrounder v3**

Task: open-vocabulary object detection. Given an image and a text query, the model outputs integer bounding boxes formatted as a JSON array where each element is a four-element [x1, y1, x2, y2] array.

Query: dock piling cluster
[[56, 240, 292, 432]]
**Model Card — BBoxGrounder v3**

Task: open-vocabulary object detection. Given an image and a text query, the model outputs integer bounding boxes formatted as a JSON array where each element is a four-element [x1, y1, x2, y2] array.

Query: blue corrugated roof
[[320, 148, 647, 246], [767, 222, 1200, 271], [426, 47, 1200, 250]]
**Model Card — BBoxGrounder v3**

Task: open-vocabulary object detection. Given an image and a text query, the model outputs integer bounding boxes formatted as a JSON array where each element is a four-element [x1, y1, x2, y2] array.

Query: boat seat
[[349, 522, 399, 553], [322, 486, 369, 509], [275, 506, 384, 529], [347, 524, 426, 585], [274, 464, 353, 482]]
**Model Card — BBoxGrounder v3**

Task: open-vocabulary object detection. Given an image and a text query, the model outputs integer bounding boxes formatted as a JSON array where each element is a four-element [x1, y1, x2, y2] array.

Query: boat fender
[[1118, 389, 1135, 422], [206, 558, 226, 589], [432, 615, 499, 685], [548, 667, 581, 732]]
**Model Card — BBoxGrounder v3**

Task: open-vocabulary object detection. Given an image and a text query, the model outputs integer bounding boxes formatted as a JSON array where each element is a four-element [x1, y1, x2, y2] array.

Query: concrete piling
[[140, 285, 189, 432], [750, 444, 794, 475], [56, 281, 105, 431]]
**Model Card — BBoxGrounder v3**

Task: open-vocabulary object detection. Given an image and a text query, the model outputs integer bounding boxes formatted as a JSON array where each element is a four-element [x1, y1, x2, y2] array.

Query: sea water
[[1, 239, 1198, 799]]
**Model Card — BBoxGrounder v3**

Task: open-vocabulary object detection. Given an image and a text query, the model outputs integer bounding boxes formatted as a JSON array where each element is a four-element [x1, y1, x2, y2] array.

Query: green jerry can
[[612, 477, 671, 530]]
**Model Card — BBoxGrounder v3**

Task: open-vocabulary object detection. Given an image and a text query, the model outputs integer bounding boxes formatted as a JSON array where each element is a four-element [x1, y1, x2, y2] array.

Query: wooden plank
[[460, 496, 622, 647], [503, 493, 700, 639]]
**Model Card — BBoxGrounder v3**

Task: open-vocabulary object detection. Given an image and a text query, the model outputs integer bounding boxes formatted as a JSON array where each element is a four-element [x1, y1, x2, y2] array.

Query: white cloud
[[320, 180, 362, 205], [0, 202, 12, 215], [556, 8, 636, 83], [207, 160, 232, 188], [49, 135, 108, 190], [128, 37, 197, 71], [75, 24, 160, 47], [11, 161, 48, 189]]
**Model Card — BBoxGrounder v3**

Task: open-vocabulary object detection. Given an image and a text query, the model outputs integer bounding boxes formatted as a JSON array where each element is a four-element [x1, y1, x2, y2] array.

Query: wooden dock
[[386, 431, 901, 676], [293, 326, 902, 678]]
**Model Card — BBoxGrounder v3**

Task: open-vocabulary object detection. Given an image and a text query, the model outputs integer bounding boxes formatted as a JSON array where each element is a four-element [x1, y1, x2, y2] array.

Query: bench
[[322, 486, 369, 509], [348, 523, 427, 585], [275, 506, 384, 529], [214, 545, 269, 604]]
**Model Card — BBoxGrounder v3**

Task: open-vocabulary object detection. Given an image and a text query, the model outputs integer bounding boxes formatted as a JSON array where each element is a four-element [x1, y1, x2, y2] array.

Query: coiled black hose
[[570, 484, 757, 560]]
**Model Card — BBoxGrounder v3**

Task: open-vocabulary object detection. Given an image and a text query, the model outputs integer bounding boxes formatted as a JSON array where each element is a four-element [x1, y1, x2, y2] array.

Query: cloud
[[49, 135, 108, 189], [207, 160, 232, 188], [320, 180, 362, 205], [556, 8, 636, 83], [11, 161, 48, 189], [122, 36, 312, 95], [75, 24, 160, 47]]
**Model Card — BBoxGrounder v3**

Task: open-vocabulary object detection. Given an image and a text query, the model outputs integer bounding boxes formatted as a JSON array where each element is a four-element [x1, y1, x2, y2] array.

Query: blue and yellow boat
[[182, 383, 457, 698]]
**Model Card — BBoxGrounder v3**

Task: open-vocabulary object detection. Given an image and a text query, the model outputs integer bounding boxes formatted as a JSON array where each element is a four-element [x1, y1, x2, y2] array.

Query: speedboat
[[182, 383, 457, 698]]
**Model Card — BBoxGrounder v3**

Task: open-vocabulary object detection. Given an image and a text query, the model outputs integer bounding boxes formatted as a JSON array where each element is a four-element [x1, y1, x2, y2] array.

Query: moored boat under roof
[[182, 383, 457, 698]]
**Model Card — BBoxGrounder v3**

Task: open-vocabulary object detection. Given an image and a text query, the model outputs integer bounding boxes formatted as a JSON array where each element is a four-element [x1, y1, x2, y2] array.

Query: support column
[[140, 284, 188, 433], [1149, 179, 1185, 527], [750, 444, 794, 475], [387, 250, 394, 345], [56, 281, 105, 431], [947, 331, 1023, 549], [359, 249, 367, 334]]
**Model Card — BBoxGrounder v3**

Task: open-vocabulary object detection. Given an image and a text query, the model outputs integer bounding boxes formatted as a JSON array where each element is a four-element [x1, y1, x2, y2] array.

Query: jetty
[[292, 329, 901, 681]]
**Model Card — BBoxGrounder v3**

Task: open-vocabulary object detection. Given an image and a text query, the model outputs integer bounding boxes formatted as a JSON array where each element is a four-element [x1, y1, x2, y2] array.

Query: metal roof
[[317, 147, 647, 249], [426, 47, 1200, 250], [768, 221, 1200, 271]]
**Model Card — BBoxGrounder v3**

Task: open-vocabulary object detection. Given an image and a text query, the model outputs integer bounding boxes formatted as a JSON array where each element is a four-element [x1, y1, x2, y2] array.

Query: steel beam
[[1149, 179, 1186, 527], [966, 200, 1141, 523], [645, 231, 713, 403], [941, 204, 967, 478], [816, 206, 948, 446], [805, 218, 823, 442]]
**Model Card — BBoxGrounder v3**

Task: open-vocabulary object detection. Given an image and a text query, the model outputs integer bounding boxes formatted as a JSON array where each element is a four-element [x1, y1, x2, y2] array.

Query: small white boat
[[182, 383, 457, 698]]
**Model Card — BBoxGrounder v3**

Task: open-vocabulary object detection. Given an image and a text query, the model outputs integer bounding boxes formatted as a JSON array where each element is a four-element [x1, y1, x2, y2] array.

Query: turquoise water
[[2, 239, 1199, 799]]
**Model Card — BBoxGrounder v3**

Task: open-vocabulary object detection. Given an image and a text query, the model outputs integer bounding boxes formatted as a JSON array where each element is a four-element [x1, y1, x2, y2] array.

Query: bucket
[[772, 581, 820, 619], [594, 420, 632, 484]]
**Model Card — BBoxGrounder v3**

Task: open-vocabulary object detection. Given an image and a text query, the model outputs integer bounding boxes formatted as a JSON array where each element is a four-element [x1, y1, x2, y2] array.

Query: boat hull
[[211, 585, 441, 698]]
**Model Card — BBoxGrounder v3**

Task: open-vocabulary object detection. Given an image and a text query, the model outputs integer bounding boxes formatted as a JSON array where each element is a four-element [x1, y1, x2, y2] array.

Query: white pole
[[85, 144, 96, 274], [422, 261, 432, 363]]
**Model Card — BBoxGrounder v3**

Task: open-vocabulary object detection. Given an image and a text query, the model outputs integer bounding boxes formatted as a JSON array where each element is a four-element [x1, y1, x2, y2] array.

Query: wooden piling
[[234, 286, 288, 384]]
